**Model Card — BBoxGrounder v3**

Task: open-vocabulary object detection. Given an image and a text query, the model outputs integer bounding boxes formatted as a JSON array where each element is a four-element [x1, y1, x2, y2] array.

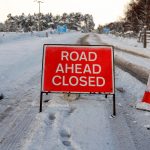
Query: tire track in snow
[[0, 108, 37, 150], [0, 72, 40, 150], [0, 87, 39, 150]]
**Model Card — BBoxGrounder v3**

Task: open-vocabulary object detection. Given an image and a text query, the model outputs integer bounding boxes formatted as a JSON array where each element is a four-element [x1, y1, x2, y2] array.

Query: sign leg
[[39, 92, 43, 112], [113, 94, 116, 116]]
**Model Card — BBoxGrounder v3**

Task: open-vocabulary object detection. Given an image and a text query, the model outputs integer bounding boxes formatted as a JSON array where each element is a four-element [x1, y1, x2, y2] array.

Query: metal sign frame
[[40, 44, 116, 116]]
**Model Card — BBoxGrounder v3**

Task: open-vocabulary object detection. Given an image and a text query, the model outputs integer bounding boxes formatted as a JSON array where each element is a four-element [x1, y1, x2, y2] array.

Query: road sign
[[42, 45, 114, 93], [40, 44, 115, 115], [57, 25, 67, 33]]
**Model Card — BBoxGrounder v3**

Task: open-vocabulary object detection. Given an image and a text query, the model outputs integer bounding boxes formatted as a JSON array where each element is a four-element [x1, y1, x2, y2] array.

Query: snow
[[98, 34, 150, 58], [22, 93, 136, 150], [21, 94, 115, 150], [99, 33, 150, 50], [0, 31, 83, 97], [87, 34, 150, 72], [0, 31, 150, 150], [21, 65, 148, 150], [0, 32, 33, 43], [136, 102, 150, 112]]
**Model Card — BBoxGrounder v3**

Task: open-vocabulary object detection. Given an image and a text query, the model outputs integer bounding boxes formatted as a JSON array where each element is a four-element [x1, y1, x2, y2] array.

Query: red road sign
[[42, 45, 114, 94]]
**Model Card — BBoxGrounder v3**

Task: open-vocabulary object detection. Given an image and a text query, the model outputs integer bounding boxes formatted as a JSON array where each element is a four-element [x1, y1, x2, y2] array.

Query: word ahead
[[42, 45, 114, 94]]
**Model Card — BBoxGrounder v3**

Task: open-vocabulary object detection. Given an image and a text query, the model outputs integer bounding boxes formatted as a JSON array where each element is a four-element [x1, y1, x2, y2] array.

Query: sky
[[0, 0, 131, 28]]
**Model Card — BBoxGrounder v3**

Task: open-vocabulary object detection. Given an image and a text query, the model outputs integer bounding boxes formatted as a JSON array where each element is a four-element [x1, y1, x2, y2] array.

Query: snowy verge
[[0, 30, 80, 44], [115, 46, 150, 58], [98, 34, 150, 58], [115, 55, 150, 84]]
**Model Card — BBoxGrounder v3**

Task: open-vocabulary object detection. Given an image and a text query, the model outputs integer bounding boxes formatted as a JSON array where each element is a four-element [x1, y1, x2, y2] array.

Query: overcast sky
[[0, 0, 131, 27]]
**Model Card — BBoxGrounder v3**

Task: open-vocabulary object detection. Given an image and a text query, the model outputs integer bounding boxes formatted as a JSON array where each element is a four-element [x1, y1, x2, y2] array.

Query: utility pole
[[34, 0, 43, 31]]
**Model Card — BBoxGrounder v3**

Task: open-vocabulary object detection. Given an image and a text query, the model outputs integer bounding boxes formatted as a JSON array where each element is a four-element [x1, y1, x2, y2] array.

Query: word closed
[[42, 45, 114, 94]]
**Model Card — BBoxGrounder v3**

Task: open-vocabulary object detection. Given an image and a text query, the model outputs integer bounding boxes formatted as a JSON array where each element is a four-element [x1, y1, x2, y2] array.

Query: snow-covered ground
[[0, 31, 83, 97], [0, 31, 150, 150], [99, 33, 150, 52], [21, 67, 148, 150], [92, 34, 150, 70]]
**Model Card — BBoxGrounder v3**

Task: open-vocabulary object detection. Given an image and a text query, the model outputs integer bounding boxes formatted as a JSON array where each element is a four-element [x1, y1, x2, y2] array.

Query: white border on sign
[[41, 45, 114, 94]]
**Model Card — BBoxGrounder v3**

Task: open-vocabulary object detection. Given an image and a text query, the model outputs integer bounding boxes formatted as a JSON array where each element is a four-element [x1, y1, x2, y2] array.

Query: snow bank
[[0, 32, 34, 43], [99, 34, 150, 58], [0, 30, 77, 44], [115, 55, 150, 84]]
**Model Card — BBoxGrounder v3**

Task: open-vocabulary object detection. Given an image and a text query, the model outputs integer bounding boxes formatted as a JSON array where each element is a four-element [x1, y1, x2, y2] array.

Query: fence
[[138, 30, 150, 48]]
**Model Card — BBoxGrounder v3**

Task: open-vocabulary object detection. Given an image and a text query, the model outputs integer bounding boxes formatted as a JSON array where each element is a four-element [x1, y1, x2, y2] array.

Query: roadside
[[87, 33, 150, 150], [98, 34, 150, 58]]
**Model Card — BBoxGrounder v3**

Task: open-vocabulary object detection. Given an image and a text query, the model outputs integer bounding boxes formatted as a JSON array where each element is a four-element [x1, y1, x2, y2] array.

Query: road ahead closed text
[[42, 45, 114, 93]]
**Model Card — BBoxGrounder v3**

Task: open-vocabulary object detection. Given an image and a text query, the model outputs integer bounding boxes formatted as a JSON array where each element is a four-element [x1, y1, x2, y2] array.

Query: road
[[0, 32, 150, 150], [87, 33, 150, 150], [0, 32, 84, 150]]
